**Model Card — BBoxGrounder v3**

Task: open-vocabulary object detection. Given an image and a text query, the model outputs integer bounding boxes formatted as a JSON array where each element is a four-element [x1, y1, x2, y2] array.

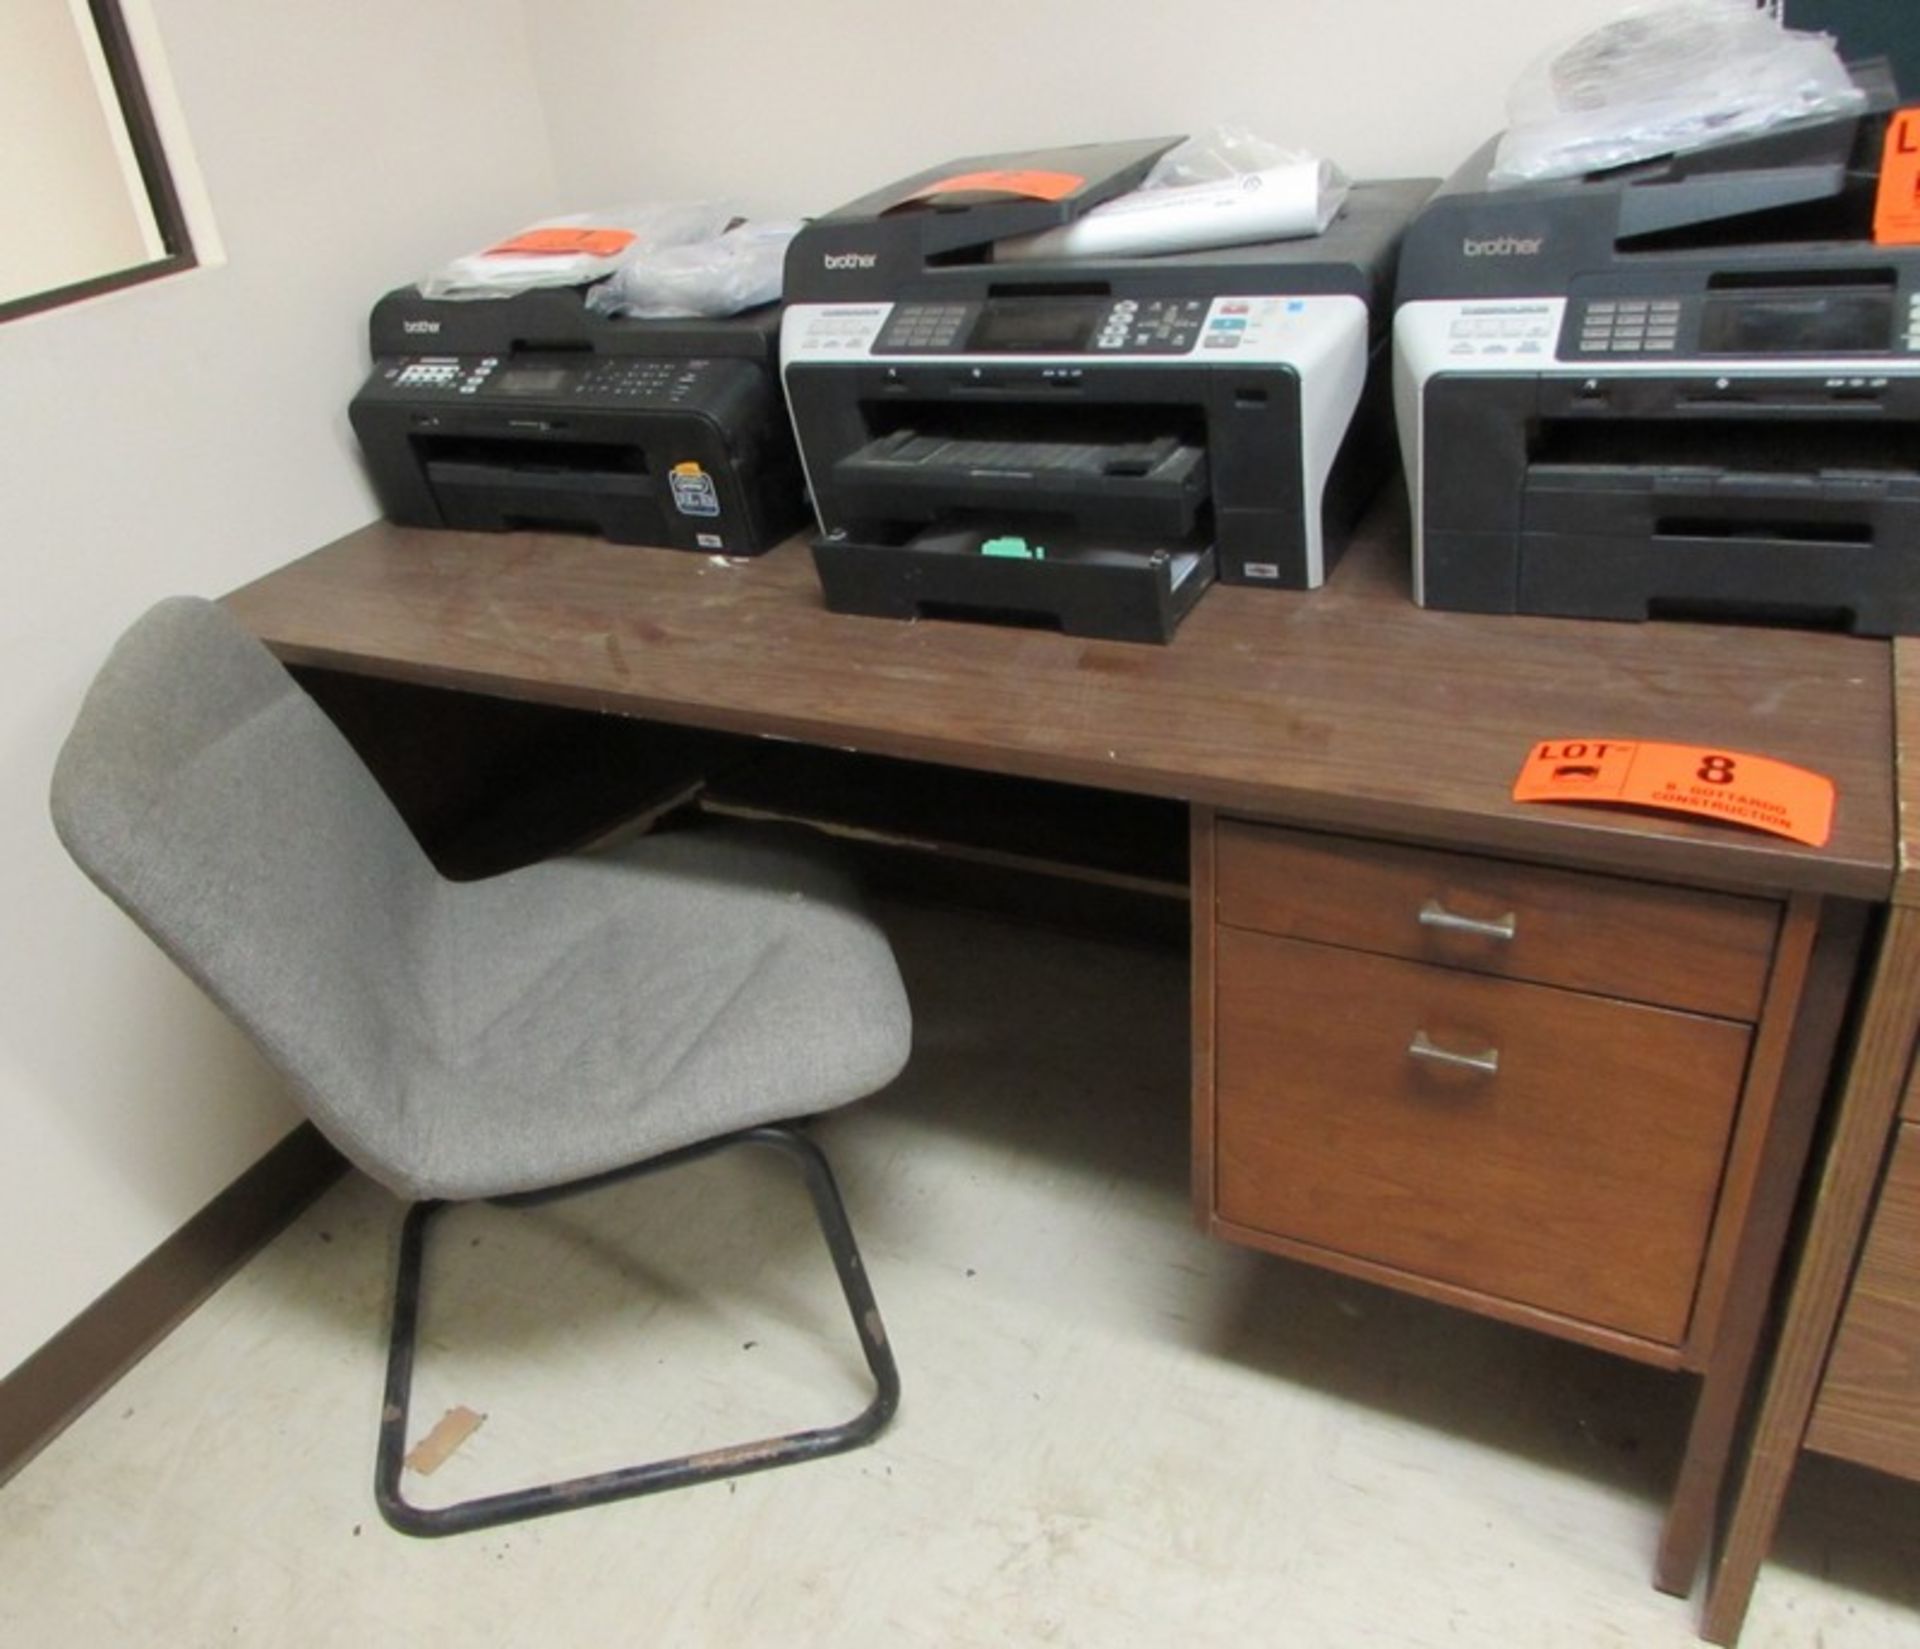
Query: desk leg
[[1656, 899, 1864, 1598], [1699, 907, 1920, 1642]]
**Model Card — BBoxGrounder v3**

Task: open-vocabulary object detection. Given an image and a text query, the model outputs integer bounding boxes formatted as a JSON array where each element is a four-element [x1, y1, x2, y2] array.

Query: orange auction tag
[[485, 227, 637, 258], [907, 169, 1085, 203], [1874, 108, 1920, 245], [1512, 738, 1834, 848]]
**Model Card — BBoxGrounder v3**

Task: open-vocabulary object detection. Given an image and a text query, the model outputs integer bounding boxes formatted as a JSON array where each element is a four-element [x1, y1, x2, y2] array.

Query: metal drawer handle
[[1407, 1030, 1500, 1077], [1418, 898, 1517, 943]]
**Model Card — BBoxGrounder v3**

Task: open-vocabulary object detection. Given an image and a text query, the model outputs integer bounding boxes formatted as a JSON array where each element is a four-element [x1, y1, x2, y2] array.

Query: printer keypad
[[1099, 298, 1207, 354], [392, 357, 498, 393], [1905, 294, 1920, 352], [1577, 298, 1683, 354], [577, 359, 709, 405], [876, 304, 972, 353]]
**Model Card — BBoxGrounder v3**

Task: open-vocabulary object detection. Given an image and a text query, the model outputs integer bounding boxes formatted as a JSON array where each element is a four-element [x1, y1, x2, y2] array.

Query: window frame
[[0, 0, 196, 325]]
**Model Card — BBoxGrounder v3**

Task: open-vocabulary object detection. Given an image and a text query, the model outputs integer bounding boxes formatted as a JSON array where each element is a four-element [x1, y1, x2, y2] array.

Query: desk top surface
[[226, 499, 1899, 900]]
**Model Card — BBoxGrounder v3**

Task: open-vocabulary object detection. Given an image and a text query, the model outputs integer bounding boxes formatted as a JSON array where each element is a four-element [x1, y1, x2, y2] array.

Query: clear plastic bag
[[996, 126, 1348, 262], [418, 202, 743, 300], [586, 220, 801, 319], [1490, 0, 1865, 187], [1142, 126, 1323, 190]]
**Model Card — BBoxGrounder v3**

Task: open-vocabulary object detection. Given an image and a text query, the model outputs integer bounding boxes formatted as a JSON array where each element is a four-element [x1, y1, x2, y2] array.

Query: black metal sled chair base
[[373, 1124, 901, 1537]]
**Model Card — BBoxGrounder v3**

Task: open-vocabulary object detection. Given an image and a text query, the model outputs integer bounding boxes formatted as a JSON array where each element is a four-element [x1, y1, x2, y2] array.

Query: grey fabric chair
[[50, 596, 912, 1535]]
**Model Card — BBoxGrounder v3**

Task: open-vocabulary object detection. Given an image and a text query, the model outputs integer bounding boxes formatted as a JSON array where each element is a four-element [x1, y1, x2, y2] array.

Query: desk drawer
[[1806, 1123, 1920, 1481], [1214, 929, 1752, 1345], [1214, 820, 1777, 1021]]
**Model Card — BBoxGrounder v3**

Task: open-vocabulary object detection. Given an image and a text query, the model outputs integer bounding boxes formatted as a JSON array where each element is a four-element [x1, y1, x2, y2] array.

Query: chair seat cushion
[[377, 825, 911, 1200]]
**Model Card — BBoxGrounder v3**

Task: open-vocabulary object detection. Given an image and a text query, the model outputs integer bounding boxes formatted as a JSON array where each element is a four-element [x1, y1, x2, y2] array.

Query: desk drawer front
[[1806, 1123, 1920, 1480], [1214, 930, 1752, 1345], [1215, 821, 1778, 1021]]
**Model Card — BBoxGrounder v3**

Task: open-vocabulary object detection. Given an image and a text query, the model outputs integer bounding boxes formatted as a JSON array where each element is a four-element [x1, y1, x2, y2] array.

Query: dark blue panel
[[1788, 0, 1920, 97]]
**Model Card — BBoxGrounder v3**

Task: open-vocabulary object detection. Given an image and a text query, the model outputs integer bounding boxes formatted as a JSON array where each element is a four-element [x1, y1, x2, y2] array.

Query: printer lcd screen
[[496, 366, 573, 394], [1700, 289, 1892, 356], [971, 298, 1105, 353]]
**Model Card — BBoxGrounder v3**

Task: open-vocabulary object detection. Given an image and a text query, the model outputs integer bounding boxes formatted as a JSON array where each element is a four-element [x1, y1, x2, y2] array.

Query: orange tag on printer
[[1874, 108, 1920, 245], [1512, 739, 1834, 847], [907, 169, 1085, 203], [486, 227, 636, 258]]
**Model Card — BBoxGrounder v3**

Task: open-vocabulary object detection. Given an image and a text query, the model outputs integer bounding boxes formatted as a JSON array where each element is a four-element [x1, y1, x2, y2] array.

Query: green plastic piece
[[980, 535, 1045, 560]]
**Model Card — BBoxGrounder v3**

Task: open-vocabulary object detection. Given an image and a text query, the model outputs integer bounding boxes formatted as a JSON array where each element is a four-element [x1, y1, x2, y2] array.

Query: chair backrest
[[50, 597, 444, 1173]]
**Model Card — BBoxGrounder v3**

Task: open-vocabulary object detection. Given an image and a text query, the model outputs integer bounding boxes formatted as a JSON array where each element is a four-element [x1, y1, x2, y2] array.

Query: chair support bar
[[373, 1123, 901, 1536]]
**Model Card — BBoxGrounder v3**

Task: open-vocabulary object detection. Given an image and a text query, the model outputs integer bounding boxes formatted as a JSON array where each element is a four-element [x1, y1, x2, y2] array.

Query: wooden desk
[[226, 502, 1892, 898], [1702, 642, 1920, 1645], [227, 502, 1900, 1614]]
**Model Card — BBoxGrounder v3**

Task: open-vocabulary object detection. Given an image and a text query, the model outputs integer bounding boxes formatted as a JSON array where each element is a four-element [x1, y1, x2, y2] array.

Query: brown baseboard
[[0, 1122, 346, 1488]]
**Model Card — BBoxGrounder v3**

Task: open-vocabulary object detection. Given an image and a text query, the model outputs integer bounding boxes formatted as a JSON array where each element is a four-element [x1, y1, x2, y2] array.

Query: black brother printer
[[782, 139, 1431, 642], [1395, 63, 1920, 635], [349, 285, 806, 556]]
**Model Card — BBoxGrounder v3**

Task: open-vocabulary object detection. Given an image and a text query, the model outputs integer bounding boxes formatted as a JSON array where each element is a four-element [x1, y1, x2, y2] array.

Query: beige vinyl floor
[[3, 898, 1917, 1648]]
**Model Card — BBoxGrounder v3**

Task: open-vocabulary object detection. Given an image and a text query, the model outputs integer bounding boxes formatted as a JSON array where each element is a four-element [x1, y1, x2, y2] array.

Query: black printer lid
[[367, 283, 783, 364], [787, 137, 1183, 302], [1397, 60, 1914, 301], [815, 137, 1179, 240]]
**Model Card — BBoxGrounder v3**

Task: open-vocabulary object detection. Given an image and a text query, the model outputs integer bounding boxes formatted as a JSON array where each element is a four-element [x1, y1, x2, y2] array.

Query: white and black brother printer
[[782, 139, 1430, 642], [1395, 63, 1920, 635]]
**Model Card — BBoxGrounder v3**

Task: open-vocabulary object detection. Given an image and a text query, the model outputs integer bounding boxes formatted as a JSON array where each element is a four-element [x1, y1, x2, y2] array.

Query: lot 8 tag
[[1874, 108, 1920, 245], [1512, 739, 1834, 848]]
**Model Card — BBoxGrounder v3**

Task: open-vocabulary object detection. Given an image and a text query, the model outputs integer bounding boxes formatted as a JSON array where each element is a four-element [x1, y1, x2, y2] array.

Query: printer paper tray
[[425, 458, 663, 544], [811, 524, 1214, 644], [833, 429, 1209, 538], [1513, 464, 1920, 633]]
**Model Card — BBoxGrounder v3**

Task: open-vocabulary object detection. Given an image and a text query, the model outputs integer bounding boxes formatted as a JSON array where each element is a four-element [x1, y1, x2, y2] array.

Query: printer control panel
[[788, 296, 1327, 364], [379, 355, 718, 409], [1561, 283, 1918, 360], [874, 297, 1214, 357]]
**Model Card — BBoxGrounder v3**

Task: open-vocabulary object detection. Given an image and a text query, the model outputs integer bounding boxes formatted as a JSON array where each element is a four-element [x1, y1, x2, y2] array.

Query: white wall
[[524, 0, 1631, 217], [0, 0, 557, 1374]]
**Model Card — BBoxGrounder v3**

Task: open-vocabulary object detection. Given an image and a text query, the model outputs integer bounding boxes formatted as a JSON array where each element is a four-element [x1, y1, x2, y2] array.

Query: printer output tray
[[811, 524, 1215, 644], [833, 430, 1210, 539]]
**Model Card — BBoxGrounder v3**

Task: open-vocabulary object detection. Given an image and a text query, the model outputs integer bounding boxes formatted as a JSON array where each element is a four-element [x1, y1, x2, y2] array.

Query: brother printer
[[781, 139, 1431, 642], [1395, 63, 1920, 635], [349, 285, 806, 556]]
